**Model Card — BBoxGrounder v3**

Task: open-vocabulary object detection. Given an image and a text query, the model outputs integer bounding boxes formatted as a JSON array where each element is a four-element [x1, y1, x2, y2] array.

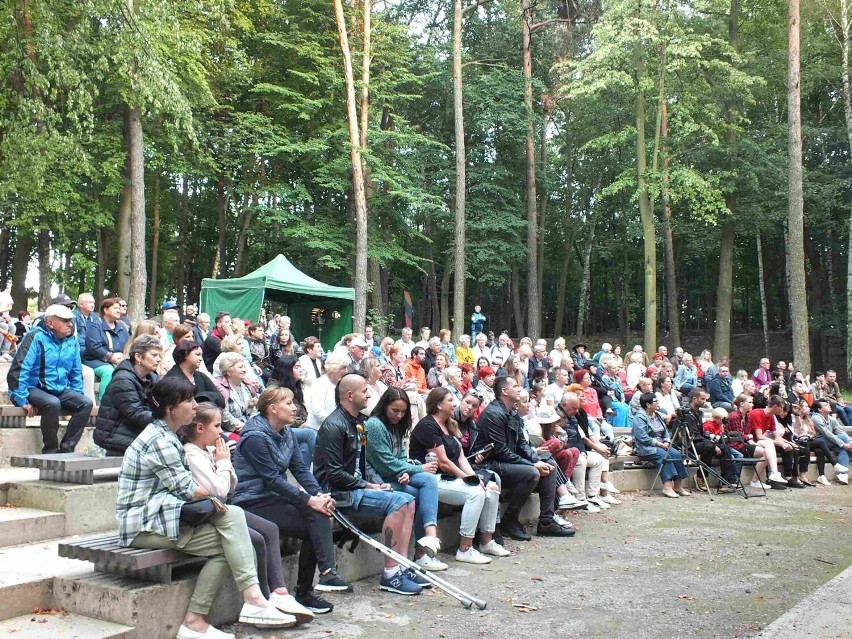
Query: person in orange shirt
[[405, 346, 429, 396]]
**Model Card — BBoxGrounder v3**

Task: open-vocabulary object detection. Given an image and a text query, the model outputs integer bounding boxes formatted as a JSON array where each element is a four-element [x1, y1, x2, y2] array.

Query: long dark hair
[[148, 377, 195, 420], [271, 356, 304, 407], [370, 387, 412, 442], [426, 387, 461, 437]]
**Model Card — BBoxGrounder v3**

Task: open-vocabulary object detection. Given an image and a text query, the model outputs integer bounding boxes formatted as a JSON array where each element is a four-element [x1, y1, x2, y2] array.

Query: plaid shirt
[[116, 419, 198, 547]]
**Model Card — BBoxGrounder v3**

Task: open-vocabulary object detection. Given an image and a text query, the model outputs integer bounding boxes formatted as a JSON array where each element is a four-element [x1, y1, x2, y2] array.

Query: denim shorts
[[342, 488, 413, 518]]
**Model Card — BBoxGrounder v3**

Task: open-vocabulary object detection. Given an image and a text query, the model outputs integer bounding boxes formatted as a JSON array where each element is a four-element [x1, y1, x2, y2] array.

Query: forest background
[[1, 0, 851, 378]]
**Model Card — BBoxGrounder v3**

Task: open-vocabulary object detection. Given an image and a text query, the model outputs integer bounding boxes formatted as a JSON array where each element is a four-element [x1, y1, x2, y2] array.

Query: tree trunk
[[521, 0, 540, 340], [756, 235, 771, 359], [440, 259, 451, 331], [554, 139, 573, 338], [634, 37, 657, 354], [10, 234, 32, 311], [148, 168, 161, 312], [660, 99, 680, 348], [37, 230, 51, 310], [115, 153, 132, 301], [96, 227, 109, 304], [577, 226, 595, 338], [714, 0, 739, 361], [127, 105, 147, 323], [174, 176, 190, 305], [451, 0, 467, 338], [213, 173, 227, 279], [334, 0, 369, 332], [787, 0, 811, 375], [234, 191, 253, 277], [537, 109, 550, 327], [512, 265, 524, 338], [0, 227, 9, 291], [839, 0, 852, 381], [555, 250, 571, 338]]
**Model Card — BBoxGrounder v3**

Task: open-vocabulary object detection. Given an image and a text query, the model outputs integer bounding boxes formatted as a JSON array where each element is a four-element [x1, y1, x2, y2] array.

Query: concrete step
[[0, 538, 94, 621], [0, 506, 65, 547], [0, 610, 133, 638], [0, 477, 117, 540], [0, 425, 97, 466]]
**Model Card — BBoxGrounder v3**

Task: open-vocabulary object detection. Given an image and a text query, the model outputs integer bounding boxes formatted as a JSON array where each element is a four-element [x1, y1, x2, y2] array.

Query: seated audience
[[305, 352, 350, 429], [673, 353, 698, 396], [707, 364, 735, 411], [84, 297, 131, 399], [117, 378, 295, 636], [215, 352, 259, 436], [632, 393, 690, 498], [427, 352, 449, 389], [164, 341, 224, 406], [811, 399, 852, 485]]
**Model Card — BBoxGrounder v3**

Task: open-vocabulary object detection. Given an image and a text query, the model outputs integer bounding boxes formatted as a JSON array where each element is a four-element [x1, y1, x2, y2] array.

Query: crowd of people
[[3, 293, 852, 638]]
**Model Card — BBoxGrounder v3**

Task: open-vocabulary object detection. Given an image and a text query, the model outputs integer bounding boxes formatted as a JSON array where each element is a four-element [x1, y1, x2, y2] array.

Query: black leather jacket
[[478, 399, 539, 466], [314, 405, 369, 492]]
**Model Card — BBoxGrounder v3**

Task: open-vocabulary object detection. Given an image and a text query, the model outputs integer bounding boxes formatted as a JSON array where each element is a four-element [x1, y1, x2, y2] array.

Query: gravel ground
[[227, 484, 852, 639]]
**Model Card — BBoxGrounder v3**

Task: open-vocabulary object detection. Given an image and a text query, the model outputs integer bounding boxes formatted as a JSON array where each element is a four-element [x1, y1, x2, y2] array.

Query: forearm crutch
[[331, 509, 487, 610]]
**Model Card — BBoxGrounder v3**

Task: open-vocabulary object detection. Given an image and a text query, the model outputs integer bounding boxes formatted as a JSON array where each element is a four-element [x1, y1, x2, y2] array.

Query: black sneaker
[[769, 480, 788, 490], [316, 567, 353, 592], [501, 521, 531, 542], [295, 590, 334, 614], [537, 519, 575, 537]]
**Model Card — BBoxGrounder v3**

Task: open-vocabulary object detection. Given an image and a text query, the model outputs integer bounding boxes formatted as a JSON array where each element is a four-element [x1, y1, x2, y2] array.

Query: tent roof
[[201, 254, 354, 301]]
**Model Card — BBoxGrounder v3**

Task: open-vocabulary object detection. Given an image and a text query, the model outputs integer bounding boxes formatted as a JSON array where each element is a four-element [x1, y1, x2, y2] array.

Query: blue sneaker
[[379, 571, 422, 596], [403, 567, 432, 588]]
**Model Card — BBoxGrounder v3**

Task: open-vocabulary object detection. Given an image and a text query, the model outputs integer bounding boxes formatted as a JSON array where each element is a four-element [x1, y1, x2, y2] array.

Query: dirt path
[[229, 484, 852, 639]]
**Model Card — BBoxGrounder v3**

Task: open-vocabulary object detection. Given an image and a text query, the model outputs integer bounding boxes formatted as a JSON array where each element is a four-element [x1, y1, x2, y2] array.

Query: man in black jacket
[[478, 376, 572, 540], [314, 374, 423, 596], [677, 389, 738, 491]]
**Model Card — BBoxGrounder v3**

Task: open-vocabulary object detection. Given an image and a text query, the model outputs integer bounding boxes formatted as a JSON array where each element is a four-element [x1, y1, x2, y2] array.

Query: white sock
[[383, 565, 401, 578]]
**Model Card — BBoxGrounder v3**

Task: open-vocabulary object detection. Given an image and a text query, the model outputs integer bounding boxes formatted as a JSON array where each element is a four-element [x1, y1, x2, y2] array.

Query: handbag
[[180, 497, 227, 526]]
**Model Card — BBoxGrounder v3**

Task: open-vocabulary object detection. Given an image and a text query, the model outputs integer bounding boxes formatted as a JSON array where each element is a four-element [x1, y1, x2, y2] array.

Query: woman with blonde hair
[[215, 352, 259, 436], [455, 334, 474, 366]]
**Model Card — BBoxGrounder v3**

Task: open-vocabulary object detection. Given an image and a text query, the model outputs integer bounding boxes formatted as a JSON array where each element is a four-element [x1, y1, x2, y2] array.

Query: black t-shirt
[[410, 415, 462, 464]]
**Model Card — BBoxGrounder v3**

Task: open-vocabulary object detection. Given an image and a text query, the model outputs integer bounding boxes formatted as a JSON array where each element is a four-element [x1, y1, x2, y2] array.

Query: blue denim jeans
[[292, 427, 316, 469], [829, 432, 852, 467], [642, 446, 688, 483], [392, 471, 438, 539]]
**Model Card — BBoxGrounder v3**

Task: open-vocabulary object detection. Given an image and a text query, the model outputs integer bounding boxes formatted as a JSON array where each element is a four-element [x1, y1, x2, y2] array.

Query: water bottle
[[425, 452, 438, 465], [84, 444, 107, 458]]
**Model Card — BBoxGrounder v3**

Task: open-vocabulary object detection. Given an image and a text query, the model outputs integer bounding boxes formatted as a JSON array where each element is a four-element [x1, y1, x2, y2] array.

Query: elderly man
[[346, 335, 369, 373], [73, 293, 98, 352], [752, 358, 772, 391], [7, 305, 94, 453], [193, 312, 210, 344], [592, 343, 612, 364], [159, 308, 181, 347], [670, 346, 685, 369], [395, 327, 414, 359], [423, 336, 442, 373]]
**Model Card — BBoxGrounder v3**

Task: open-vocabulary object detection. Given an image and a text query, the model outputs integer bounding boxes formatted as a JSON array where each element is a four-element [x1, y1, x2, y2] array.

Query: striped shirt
[[116, 419, 198, 546]]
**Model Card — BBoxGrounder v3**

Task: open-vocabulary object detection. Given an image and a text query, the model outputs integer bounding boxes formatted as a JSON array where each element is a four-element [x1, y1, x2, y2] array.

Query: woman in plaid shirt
[[116, 378, 295, 639]]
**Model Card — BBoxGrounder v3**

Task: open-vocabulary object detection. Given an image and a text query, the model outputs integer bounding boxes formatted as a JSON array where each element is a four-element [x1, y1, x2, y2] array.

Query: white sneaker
[[479, 540, 511, 557], [456, 546, 492, 564], [587, 495, 611, 510], [749, 480, 771, 489], [557, 494, 578, 508], [268, 592, 315, 625], [177, 625, 235, 639], [834, 463, 849, 473], [566, 480, 580, 496], [602, 481, 621, 494], [239, 603, 297, 628], [837, 473, 849, 485], [768, 472, 786, 483], [415, 554, 448, 571], [583, 502, 601, 513], [600, 494, 621, 505], [817, 475, 831, 486], [417, 536, 441, 558]]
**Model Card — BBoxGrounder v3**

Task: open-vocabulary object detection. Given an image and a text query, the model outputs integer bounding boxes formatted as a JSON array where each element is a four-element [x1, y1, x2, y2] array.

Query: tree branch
[[463, 0, 491, 16]]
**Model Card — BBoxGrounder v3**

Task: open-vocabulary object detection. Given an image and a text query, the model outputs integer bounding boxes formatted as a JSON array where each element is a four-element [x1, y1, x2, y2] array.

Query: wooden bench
[[59, 534, 202, 584], [10, 452, 122, 484], [0, 404, 99, 427]]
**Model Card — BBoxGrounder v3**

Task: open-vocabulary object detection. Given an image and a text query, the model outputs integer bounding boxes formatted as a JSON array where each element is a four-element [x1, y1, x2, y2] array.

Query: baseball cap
[[44, 304, 75, 320], [162, 300, 179, 310], [51, 293, 74, 307], [351, 336, 369, 348]]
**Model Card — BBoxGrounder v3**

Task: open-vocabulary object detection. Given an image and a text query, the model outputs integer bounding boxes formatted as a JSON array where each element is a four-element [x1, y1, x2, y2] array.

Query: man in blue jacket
[[7, 304, 94, 453]]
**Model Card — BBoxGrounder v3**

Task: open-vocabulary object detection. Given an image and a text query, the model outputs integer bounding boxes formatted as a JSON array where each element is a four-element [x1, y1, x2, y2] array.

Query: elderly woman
[[549, 337, 567, 370], [215, 335, 263, 392], [84, 297, 131, 399], [674, 353, 699, 395], [165, 340, 224, 406], [366, 388, 446, 571], [305, 351, 351, 430], [118, 378, 294, 637], [427, 352, 449, 389], [472, 333, 490, 364], [94, 334, 161, 455], [443, 366, 464, 405], [655, 375, 681, 418], [625, 351, 647, 389], [632, 392, 690, 498], [215, 352, 259, 436], [231, 386, 349, 615], [474, 366, 496, 410], [456, 334, 474, 366], [360, 356, 388, 415]]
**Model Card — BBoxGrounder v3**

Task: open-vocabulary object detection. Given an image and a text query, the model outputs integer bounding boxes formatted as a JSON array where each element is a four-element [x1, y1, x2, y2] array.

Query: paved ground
[[226, 484, 852, 639]]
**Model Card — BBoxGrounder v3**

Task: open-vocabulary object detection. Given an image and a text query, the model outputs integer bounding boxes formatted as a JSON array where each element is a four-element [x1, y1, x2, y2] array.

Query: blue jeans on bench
[[641, 447, 688, 483], [26, 387, 93, 453], [391, 471, 438, 540]]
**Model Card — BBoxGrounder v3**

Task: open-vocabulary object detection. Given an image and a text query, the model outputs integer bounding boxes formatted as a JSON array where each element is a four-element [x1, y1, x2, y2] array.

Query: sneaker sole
[[417, 563, 448, 571], [315, 584, 354, 593], [238, 616, 298, 628], [379, 585, 422, 595], [300, 605, 332, 614]]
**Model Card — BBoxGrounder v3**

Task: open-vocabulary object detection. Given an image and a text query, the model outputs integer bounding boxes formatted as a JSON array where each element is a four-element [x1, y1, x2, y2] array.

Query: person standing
[[470, 306, 486, 337], [7, 304, 94, 453]]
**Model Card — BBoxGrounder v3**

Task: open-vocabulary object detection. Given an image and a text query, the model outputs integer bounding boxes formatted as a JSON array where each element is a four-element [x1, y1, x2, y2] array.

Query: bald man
[[314, 374, 423, 596]]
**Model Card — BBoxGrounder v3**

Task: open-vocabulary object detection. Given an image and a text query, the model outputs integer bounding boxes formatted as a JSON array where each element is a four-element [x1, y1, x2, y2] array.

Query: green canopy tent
[[200, 254, 354, 351]]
